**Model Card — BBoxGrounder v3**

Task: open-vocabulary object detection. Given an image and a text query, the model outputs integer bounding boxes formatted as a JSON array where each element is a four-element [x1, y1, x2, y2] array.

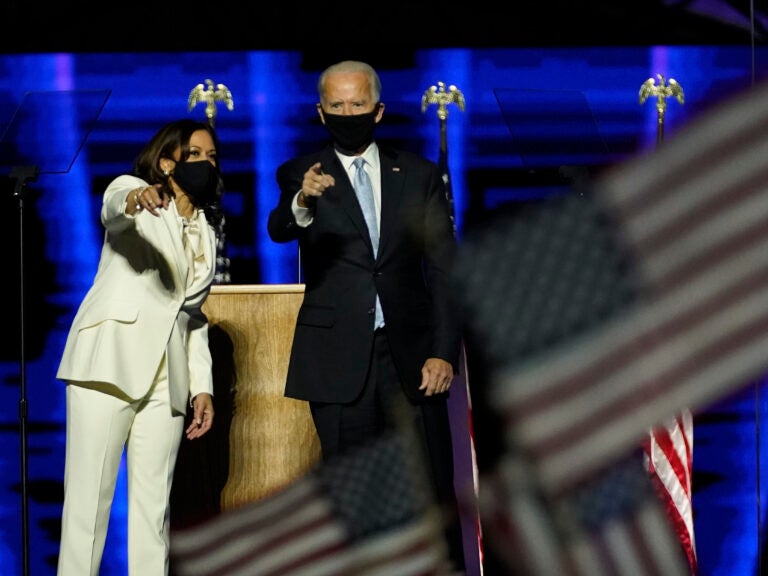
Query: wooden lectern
[[202, 284, 321, 510]]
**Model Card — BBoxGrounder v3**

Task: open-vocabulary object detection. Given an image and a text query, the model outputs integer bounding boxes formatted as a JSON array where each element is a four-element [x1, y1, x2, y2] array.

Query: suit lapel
[[325, 149, 377, 255], [136, 201, 187, 283], [167, 202, 191, 281], [323, 147, 404, 259]]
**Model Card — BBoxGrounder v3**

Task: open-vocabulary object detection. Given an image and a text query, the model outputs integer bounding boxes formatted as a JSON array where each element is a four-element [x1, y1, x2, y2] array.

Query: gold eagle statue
[[639, 74, 684, 113], [421, 81, 465, 121], [188, 79, 234, 126]]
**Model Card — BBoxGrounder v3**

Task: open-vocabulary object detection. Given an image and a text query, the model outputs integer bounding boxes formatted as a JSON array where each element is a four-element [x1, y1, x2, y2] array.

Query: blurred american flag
[[453, 79, 768, 574], [170, 429, 453, 576]]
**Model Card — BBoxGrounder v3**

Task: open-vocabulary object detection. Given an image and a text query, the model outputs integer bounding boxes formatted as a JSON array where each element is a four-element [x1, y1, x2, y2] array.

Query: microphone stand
[[10, 164, 39, 576]]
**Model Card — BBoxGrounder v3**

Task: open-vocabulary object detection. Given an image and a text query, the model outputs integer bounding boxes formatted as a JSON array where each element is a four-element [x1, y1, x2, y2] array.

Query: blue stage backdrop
[[0, 46, 766, 575]]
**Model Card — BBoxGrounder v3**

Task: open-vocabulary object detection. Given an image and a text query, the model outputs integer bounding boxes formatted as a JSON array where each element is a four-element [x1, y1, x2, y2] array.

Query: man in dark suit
[[267, 60, 466, 573]]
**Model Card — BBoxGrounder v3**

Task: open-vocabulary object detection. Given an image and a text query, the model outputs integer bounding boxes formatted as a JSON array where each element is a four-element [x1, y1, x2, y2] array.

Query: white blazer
[[57, 174, 217, 414]]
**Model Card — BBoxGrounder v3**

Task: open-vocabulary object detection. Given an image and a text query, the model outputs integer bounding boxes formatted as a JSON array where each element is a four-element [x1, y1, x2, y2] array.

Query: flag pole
[[421, 81, 484, 572], [639, 74, 684, 145], [639, 73, 696, 575], [187, 79, 235, 284], [421, 81, 465, 234]]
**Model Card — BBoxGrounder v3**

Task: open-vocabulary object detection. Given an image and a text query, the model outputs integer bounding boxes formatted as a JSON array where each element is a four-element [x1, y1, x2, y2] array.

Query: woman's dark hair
[[132, 118, 225, 228]]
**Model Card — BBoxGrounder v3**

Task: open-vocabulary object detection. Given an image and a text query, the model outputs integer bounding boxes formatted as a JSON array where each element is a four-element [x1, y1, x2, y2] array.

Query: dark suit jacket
[[268, 144, 462, 404]]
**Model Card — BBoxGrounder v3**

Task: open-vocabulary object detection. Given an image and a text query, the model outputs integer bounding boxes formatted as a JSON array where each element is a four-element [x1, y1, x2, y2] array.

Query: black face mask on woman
[[171, 160, 220, 207], [322, 107, 379, 152]]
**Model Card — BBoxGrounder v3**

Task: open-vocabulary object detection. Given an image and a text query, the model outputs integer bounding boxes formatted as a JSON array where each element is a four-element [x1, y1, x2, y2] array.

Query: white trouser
[[58, 358, 184, 576]]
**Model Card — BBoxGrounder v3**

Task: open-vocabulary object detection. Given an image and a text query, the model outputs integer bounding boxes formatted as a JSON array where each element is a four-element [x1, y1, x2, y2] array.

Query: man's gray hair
[[317, 60, 382, 102]]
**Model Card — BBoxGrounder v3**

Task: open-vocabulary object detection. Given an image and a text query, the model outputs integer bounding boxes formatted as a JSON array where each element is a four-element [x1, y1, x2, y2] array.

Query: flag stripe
[[646, 410, 696, 573], [640, 179, 768, 290]]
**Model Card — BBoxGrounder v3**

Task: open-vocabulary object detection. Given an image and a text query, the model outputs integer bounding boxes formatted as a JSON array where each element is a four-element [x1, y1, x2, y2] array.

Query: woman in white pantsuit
[[56, 119, 223, 575]]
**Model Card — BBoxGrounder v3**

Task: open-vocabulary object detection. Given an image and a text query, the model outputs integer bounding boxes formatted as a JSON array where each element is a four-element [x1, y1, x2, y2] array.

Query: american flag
[[638, 73, 697, 575], [436, 129, 484, 568], [437, 130, 458, 237], [644, 411, 696, 573], [453, 79, 768, 574], [170, 430, 453, 576], [212, 215, 231, 285]]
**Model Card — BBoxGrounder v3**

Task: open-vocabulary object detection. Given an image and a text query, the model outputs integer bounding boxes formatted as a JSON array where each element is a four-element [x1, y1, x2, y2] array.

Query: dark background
[[2, 0, 763, 54]]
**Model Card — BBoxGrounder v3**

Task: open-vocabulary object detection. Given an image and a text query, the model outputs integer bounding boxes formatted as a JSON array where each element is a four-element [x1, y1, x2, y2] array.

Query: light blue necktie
[[353, 157, 379, 254], [353, 157, 384, 329]]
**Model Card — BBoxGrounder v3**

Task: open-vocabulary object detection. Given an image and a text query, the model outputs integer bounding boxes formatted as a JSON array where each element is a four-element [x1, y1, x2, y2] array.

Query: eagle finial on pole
[[639, 74, 684, 144], [421, 81, 465, 160], [188, 79, 234, 127], [421, 81, 465, 121]]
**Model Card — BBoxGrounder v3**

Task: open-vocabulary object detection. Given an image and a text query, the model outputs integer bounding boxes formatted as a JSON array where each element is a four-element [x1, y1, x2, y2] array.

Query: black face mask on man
[[322, 107, 379, 152], [171, 160, 220, 207]]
